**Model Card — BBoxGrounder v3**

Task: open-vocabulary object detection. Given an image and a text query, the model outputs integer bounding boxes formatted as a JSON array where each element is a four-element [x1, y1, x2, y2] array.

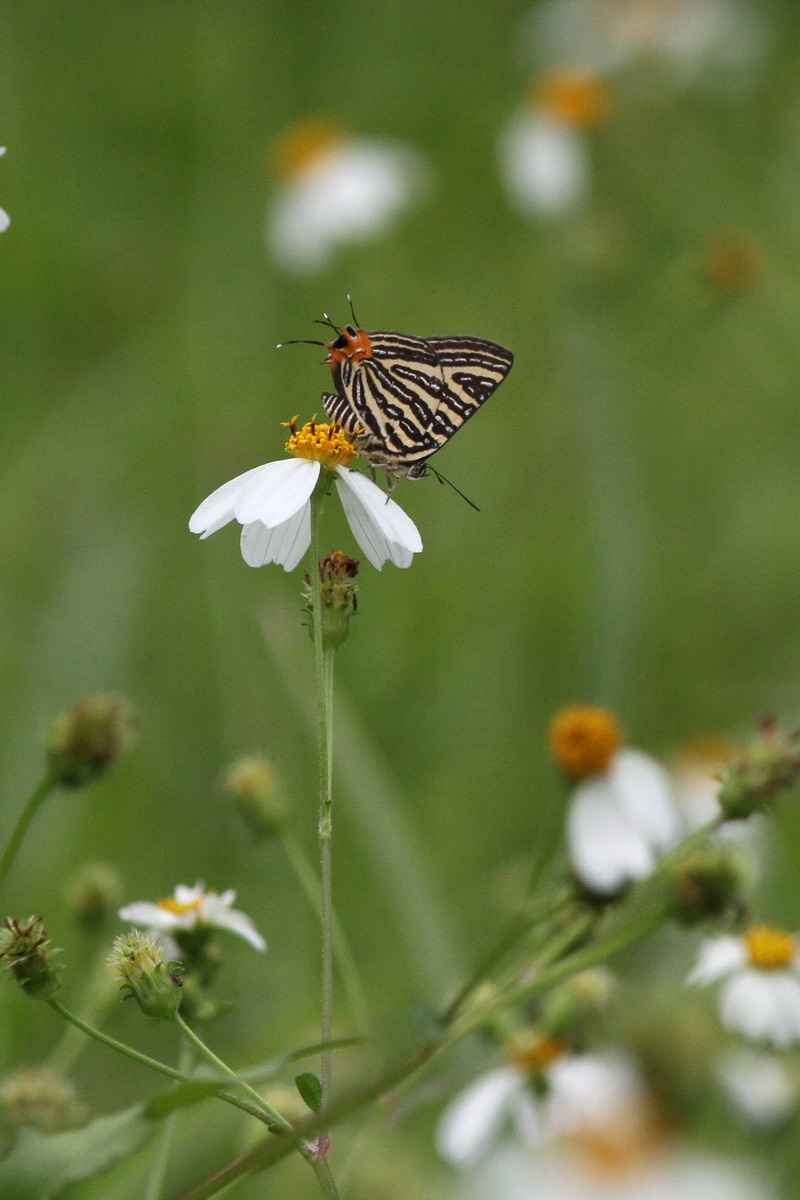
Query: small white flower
[[567, 748, 680, 895], [119, 882, 266, 951], [266, 120, 428, 274], [717, 1047, 797, 1126], [437, 1050, 643, 1168], [189, 420, 422, 572], [0, 148, 9, 233], [498, 110, 588, 216], [687, 927, 800, 1047]]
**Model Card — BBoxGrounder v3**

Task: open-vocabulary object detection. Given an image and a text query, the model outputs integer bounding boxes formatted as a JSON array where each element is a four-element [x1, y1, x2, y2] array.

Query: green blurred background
[[1, 0, 800, 1195]]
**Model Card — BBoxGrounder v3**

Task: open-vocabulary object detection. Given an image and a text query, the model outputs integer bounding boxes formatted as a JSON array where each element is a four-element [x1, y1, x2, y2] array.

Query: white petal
[[721, 971, 800, 1048], [717, 1048, 797, 1125], [0, 209, 9, 233], [567, 778, 656, 893], [608, 748, 680, 849], [0, 148, 6, 157], [234, 458, 320, 527], [211, 908, 267, 951], [118, 902, 176, 930], [175, 883, 204, 905], [189, 463, 273, 535], [686, 936, 747, 985], [335, 469, 422, 569], [240, 505, 311, 571], [436, 1068, 524, 1167], [498, 111, 588, 216], [545, 1052, 644, 1136]]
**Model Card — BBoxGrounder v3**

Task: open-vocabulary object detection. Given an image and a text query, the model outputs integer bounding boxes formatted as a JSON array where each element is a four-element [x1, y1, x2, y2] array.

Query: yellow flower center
[[284, 417, 358, 468], [158, 895, 203, 917], [533, 69, 612, 129], [507, 1034, 565, 1074], [549, 705, 622, 778], [569, 1106, 664, 1181], [271, 118, 344, 181], [745, 925, 795, 971]]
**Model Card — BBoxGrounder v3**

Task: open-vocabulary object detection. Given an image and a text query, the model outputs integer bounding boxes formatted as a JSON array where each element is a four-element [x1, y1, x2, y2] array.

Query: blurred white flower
[[520, 0, 768, 90], [0, 148, 9, 233], [189, 418, 422, 572], [717, 1047, 797, 1126], [687, 927, 800, 1047], [437, 1048, 644, 1168], [498, 71, 610, 217], [266, 119, 428, 273], [568, 748, 680, 895], [119, 882, 266, 951], [470, 1141, 772, 1200]]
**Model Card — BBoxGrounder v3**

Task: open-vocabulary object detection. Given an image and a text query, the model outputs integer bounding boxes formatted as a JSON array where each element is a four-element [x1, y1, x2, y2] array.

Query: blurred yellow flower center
[[745, 925, 795, 970], [534, 69, 612, 129], [570, 1107, 663, 1180], [549, 705, 621, 778], [508, 1034, 565, 1074], [285, 418, 358, 467], [271, 118, 344, 180], [158, 896, 203, 916]]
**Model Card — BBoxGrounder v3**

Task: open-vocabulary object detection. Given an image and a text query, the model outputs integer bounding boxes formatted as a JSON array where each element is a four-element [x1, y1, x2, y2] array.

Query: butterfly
[[281, 302, 514, 486]]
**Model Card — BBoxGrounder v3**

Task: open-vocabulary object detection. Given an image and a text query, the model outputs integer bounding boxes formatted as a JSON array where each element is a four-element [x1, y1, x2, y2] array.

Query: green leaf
[[0, 1103, 153, 1199], [294, 1072, 322, 1113], [145, 1081, 223, 1119]]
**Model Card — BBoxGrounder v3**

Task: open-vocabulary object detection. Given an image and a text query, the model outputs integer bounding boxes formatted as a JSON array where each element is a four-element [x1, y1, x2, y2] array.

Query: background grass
[[1, 0, 800, 1196]]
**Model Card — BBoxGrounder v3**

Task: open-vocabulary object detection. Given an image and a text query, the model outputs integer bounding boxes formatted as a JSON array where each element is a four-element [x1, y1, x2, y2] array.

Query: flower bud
[[65, 860, 124, 931], [46, 695, 137, 788], [666, 846, 749, 926], [304, 551, 359, 650], [0, 1067, 87, 1133], [108, 930, 182, 1020], [0, 917, 61, 1000], [718, 719, 800, 820], [539, 968, 616, 1040], [221, 754, 289, 841]]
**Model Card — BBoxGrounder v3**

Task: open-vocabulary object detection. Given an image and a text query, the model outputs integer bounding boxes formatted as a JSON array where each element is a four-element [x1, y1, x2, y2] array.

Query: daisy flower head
[[0, 148, 8, 233], [437, 1041, 644, 1169], [266, 118, 428, 274], [687, 925, 800, 1048], [119, 882, 266, 952], [498, 70, 611, 218], [549, 705, 680, 896], [717, 1047, 797, 1127], [189, 416, 422, 572]]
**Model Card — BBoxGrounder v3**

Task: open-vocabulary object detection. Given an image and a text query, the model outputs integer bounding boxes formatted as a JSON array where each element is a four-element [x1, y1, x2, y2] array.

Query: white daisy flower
[[549, 705, 680, 895], [498, 71, 610, 218], [717, 1047, 797, 1126], [437, 1047, 643, 1168], [687, 926, 800, 1047], [0, 148, 9, 233], [520, 0, 768, 91], [266, 119, 428, 274], [189, 418, 422, 572], [119, 882, 266, 951]]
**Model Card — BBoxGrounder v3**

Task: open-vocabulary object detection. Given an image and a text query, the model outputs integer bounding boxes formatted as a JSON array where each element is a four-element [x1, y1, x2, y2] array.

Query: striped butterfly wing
[[323, 330, 513, 475]]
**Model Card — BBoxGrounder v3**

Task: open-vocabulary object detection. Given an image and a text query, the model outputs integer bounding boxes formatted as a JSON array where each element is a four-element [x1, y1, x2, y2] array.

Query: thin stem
[[309, 487, 336, 1135], [144, 1041, 195, 1200], [47, 999, 270, 1124], [47, 952, 118, 1074], [0, 775, 55, 890]]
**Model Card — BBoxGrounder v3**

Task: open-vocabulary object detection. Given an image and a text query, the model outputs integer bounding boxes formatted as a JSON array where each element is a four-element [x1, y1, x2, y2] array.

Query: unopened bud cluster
[[46, 694, 137, 788], [0, 916, 60, 1000], [222, 754, 288, 840], [666, 846, 748, 926], [65, 861, 124, 930], [718, 719, 800, 820], [304, 552, 359, 650], [108, 930, 183, 1020], [0, 1067, 87, 1134]]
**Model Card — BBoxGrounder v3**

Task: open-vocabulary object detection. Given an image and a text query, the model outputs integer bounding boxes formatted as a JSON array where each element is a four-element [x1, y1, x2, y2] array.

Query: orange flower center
[[507, 1035, 565, 1074], [549, 705, 621, 778], [157, 896, 203, 917], [285, 417, 358, 467], [745, 925, 795, 971], [533, 69, 612, 129], [271, 118, 344, 180]]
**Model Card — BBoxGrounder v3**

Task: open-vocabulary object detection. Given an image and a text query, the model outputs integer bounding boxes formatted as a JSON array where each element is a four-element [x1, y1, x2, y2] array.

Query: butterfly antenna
[[429, 466, 481, 512], [315, 313, 341, 334], [276, 339, 327, 349], [346, 293, 361, 328]]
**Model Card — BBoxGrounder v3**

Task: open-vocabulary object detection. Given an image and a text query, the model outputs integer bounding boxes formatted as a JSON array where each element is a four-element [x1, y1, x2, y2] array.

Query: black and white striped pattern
[[322, 328, 514, 479]]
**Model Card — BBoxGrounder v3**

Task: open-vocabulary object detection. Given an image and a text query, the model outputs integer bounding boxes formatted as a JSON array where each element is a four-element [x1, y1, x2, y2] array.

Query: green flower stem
[[174, 1013, 340, 1200], [144, 1041, 195, 1200], [309, 484, 336, 1139], [282, 830, 372, 1039], [47, 999, 269, 1124], [0, 775, 55, 890], [47, 954, 118, 1075]]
